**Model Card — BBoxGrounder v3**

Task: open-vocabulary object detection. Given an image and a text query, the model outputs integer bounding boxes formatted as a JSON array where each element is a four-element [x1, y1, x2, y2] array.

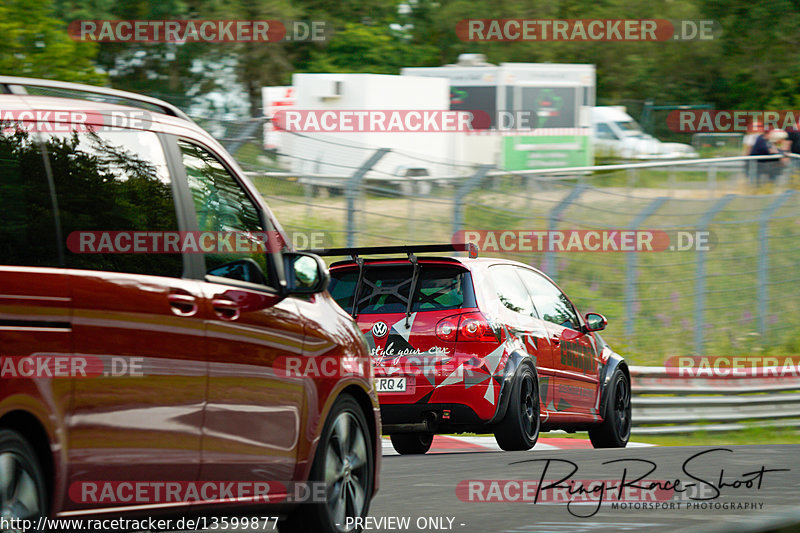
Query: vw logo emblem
[[371, 321, 389, 338]]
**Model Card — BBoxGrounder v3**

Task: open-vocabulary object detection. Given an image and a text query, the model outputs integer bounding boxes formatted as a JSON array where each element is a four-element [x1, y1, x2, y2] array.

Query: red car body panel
[[0, 93, 380, 520], [330, 256, 613, 432]]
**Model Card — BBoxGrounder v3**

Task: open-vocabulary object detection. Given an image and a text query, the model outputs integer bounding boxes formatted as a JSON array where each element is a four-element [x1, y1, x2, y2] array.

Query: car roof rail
[[305, 243, 478, 259], [0, 76, 193, 122]]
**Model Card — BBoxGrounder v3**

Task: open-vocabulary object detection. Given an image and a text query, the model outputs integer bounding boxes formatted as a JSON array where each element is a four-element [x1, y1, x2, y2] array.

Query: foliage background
[[3, 0, 799, 120]]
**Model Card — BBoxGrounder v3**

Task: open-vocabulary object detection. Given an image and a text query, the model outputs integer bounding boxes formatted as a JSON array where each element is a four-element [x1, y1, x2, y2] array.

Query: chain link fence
[[200, 116, 800, 365]]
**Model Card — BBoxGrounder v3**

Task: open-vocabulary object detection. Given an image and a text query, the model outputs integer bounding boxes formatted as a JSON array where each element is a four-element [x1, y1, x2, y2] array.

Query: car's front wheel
[[589, 368, 631, 448], [494, 364, 540, 451], [0, 429, 47, 533], [389, 433, 433, 455], [280, 395, 373, 533]]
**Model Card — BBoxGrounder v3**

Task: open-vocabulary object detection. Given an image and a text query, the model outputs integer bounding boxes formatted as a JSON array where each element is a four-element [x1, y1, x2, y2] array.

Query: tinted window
[[329, 265, 474, 315], [595, 123, 618, 140], [488, 265, 536, 317], [516, 268, 580, 330], [0, 129, 60, 267], [47, 130, 182, 277], [178, 140, 270, 286]]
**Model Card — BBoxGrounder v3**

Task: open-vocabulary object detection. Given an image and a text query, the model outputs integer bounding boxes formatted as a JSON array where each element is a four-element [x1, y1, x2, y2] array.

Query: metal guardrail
[[630, 366, 800, 435]]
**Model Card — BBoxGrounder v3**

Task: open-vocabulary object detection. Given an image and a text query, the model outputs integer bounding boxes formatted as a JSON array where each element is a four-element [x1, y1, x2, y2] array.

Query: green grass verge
[[445, 426, 800, 446], [249, 171, 800, 366], [631, 426, 800, 446]]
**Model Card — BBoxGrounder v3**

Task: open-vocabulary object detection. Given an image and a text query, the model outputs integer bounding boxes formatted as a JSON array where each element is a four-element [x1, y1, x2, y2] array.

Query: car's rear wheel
[[0, 429, 47, 533], [494, 364, 540, 451], [589, 369, 631, 448], [280, 395, 373, 533], [389, 433, 433, 455]]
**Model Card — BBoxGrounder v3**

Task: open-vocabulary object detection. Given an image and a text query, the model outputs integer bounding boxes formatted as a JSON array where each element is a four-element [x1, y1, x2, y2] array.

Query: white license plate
[[376, 377, 406, 393]]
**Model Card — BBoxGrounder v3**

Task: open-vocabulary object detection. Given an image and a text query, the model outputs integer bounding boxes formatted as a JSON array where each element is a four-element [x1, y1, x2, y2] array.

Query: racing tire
[[279, 395, 374, 533], [589, 369, 631, 448], [493, 364, 540, 451], [389, 433, 433, 455], [0, 429, 47, 533]]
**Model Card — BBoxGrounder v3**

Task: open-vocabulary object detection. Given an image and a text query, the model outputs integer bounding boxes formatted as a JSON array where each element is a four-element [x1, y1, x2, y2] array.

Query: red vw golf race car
[[324, 244, 631, 454]]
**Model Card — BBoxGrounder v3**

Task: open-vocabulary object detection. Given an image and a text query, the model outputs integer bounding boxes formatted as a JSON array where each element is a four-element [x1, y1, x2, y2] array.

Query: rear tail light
[[458, 312, 499, 342], [435, 316, 459, 342], [436, 312, 498, 342]]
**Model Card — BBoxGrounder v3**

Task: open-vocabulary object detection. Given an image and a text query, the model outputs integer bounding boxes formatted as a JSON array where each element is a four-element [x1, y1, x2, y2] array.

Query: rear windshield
[[329, 264, 475, 315]]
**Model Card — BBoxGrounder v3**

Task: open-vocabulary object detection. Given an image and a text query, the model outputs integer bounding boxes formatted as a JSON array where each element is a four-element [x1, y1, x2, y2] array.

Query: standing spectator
[[742, 120, 762, 155], [786, 115, 800, 154], [750, 128, 785, 185], [785, 115, 800, 179]]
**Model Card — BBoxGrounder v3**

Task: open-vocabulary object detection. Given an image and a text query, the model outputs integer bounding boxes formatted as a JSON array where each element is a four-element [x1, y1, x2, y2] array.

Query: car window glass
[[328, 265, 474, 315], [488, 265, 536, 317], [595, 123, 618, 140], [0, 129, 60, 267], [44, 130, 182, 277], [178, 140, 270, 286], [517, 269, 580, 330]]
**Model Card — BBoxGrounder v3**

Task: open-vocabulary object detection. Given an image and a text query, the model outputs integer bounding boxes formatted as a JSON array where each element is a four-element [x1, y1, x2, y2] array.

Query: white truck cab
[[592, 106, 698, 159]]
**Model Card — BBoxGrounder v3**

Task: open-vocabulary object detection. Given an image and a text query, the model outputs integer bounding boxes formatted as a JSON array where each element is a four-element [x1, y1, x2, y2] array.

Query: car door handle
[[212, 298, 240, 321], [168, 292, 198, 317], [550, 336, 561, 346]]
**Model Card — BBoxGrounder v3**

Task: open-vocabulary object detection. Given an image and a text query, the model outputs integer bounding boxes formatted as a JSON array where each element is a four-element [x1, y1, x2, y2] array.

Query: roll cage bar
[[306, 243, 477, 323]]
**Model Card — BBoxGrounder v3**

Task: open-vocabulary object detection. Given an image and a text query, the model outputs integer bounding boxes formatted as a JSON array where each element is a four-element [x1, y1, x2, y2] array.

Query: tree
[[303, 23, 438, 74], [0, 0, 105, 84]]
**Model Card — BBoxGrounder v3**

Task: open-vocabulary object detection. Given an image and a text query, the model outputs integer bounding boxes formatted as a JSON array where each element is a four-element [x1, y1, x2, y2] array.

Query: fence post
[[694, 194, 735, 355], [346, 148, 390, 247], [707, 164, 717, 197], [544, 184, 587, 277], [746, 158, 756, 186], [758, 191, 795, 337], [625, 197, 668, 337], [627, 167, 637, 193], [223, 118, 265, 157], [452, 164, 493, 235]]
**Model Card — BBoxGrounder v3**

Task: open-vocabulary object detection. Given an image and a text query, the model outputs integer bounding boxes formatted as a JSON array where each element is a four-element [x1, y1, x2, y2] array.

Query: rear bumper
[[380, 402, 492, 434]]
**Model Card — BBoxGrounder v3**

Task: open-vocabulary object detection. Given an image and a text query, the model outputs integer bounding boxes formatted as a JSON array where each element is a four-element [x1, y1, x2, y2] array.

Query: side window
[[517, 269, 580, 330], [488, 265, 536, 317], [328, 270, 358, 310], [0, 130, 60, 267], [178, 140, 271, 286], [595, 123, 618, 140], [47, 130, 183, 277]]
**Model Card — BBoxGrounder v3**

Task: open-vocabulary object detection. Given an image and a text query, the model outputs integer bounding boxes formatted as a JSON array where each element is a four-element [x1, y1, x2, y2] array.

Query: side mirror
[[283, 252, 329, 294], [584, 312, 607, 332], [207, 258, 268, 285]]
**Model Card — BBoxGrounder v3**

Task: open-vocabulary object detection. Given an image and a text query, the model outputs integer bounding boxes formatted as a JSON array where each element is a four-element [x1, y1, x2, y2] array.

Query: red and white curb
[[382, 435, 654, 455]]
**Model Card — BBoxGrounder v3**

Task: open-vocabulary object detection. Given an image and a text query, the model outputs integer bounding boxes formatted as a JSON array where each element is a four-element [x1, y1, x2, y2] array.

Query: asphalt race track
[[173, 437, 800, 533], [368, 438, 800, 533]]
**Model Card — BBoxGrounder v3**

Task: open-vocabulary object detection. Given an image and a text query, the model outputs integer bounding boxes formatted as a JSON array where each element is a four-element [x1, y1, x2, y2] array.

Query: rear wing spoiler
[[305, 243, 478, 259], [306, 243, 477, 322]]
